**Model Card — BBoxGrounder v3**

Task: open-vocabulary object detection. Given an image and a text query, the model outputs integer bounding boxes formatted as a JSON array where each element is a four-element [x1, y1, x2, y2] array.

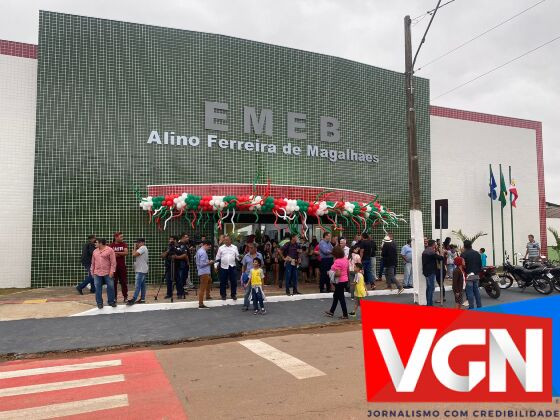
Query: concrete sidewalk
[[0, 279, 412, 321], [0, 287, 547, 357]]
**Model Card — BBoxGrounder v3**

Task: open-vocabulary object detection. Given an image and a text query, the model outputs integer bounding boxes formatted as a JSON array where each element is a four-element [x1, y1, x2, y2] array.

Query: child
[[479, 248, 487, 267], [452, 256, 466, 309], [349, 262, 366, 317], [249, 258, 266, 315], [348, 246, 361, 299]]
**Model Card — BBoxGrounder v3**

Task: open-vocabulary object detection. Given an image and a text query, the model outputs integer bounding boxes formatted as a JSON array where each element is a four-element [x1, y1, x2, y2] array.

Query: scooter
[[498, 254, 553, 294]]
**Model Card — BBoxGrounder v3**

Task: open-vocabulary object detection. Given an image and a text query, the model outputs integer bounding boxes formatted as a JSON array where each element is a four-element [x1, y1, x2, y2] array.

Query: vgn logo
[[361, 301, 552, 402]]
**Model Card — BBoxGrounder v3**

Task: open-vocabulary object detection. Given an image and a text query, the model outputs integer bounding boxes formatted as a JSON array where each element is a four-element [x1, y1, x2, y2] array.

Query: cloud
[[1, 0, 558, 201]]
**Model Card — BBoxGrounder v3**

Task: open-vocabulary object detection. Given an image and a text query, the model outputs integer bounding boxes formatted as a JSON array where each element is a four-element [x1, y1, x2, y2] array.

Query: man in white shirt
[[215, 235, 240, 300], [340, 238, 350, 258]]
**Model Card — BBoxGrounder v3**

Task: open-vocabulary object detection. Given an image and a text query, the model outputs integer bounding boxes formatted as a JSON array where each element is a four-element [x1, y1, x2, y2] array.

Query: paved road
[[1, 328, 556, 419], [0, 287, 552, 356]]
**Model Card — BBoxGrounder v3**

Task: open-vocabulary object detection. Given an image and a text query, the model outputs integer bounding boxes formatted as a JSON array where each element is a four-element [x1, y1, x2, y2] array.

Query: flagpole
[[499, 164, 506, 267], [489, 164, 496, 266], [509, 166, 515, 264]]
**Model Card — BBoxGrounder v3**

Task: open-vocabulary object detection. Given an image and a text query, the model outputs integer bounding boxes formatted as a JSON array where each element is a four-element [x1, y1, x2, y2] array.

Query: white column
[[410, 209, 426, 305]]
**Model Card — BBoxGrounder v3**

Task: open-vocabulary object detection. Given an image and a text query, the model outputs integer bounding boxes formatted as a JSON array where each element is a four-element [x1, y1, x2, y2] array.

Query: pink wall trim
[[0, 40, 37, 59], [148, 184, 377, 204], [430, 105, 547, 253]]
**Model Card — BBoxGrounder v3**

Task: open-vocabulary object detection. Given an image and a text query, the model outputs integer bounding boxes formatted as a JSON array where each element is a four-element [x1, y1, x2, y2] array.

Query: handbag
[[328, 269, 339, 284]]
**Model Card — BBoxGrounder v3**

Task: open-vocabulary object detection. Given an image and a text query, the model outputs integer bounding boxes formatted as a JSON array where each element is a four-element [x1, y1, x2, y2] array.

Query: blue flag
[[489, 166, 497, 200]]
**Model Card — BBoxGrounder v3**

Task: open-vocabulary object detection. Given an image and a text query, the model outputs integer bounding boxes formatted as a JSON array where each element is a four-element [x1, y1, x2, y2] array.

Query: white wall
[[430, 115, 540, 266], [0, 54, 36, 287]]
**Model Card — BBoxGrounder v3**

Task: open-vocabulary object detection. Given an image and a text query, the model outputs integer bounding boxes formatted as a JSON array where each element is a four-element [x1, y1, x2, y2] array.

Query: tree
[[548, 227, 560, 261], [451, 229, 487, 246]]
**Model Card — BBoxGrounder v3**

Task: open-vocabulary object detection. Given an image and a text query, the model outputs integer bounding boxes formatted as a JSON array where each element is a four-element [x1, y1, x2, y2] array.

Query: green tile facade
[[32, 11, 431, 287]]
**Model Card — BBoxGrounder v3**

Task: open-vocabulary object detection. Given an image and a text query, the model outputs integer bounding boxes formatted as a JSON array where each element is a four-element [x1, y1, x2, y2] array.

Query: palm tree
[[451, 229, 487, 246], [548, 227, 560, 261]]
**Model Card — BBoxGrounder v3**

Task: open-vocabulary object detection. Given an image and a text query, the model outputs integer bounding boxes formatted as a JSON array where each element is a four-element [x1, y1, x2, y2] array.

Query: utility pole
[[404, 0, 442, 305], [404, 15, 426, 305]]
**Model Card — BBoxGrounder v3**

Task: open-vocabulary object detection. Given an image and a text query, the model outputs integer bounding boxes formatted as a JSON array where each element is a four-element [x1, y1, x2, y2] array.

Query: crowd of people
[[76, 229, 541, 315], [77, 230, 411, 313], [421, 237, 487, 309]]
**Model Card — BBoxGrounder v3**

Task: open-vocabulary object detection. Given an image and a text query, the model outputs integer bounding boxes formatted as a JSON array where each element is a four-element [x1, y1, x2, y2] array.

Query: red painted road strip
[[0, 351, 186, 419]]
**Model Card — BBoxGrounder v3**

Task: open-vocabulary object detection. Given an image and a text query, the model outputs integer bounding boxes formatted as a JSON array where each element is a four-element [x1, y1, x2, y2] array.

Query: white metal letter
[[205, 101, 228, 132]]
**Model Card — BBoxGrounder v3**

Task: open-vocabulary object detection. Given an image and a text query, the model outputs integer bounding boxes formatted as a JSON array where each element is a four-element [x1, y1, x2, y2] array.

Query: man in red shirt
[[109, 232, 129, 302]]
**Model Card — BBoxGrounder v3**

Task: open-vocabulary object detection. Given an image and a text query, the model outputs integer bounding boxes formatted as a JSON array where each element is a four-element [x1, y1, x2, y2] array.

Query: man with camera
[[127, 238, 149, 305], [175, 234, 194, 299], [161, 235, 181, 299]]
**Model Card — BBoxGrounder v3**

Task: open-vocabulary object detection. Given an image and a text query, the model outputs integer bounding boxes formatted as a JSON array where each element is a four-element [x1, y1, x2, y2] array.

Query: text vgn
[[361, 301, 552, 402]]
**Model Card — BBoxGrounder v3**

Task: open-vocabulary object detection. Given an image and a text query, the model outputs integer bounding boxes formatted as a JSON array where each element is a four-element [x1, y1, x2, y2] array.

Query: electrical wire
[[418, 0, 547, 71], [413, 0, 444, 69], [412, 0, 456, 26], [432, 34, 560, 100]]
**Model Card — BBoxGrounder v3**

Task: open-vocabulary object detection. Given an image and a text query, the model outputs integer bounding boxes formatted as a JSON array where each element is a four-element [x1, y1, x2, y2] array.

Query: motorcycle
[[550, 266, 560, 292], [498, 255, 554, 294], [522, 255, 560, 293], [478, 265, 501, 298]]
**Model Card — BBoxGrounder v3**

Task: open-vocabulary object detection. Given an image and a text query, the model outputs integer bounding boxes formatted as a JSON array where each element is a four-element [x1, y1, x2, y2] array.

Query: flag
[[509, 180, 519, 207], [488, 167, 497, 200], [498, 167, 508, 208]]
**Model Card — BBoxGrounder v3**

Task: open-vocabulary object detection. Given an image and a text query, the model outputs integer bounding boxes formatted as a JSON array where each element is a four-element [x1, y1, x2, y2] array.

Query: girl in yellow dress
[[249, 258, 266, 315], [349, 262, 366, 317]]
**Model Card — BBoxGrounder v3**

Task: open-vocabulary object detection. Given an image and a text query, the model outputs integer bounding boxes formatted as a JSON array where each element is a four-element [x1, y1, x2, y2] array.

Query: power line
[[412, 0, 456, 26], [418, 0, 547, 71], [432, 34, 560, 100], [413, 0, 444, 69]]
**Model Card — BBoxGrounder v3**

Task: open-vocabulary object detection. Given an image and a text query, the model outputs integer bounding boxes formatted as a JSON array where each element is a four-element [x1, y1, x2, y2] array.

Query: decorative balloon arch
[[136, 182, 404, 238]]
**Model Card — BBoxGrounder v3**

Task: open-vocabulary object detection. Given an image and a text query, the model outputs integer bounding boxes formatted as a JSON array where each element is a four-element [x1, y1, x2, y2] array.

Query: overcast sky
[[2, 0, 558, 203]]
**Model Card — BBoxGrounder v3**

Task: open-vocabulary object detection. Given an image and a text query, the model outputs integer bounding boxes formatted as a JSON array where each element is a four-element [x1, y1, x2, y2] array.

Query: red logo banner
[[361, 301, 552, 402]]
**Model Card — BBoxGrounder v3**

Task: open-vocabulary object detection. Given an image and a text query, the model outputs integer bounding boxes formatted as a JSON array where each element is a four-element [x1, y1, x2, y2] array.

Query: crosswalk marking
[[239, 339, 326, 380], [0, 359, 122, 379], [0, 374, 125, 397], [0, 394, 129, 419]]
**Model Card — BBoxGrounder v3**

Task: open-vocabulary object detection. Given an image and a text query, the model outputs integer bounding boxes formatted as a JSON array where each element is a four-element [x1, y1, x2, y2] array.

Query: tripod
[[154, 261, 176, 302]]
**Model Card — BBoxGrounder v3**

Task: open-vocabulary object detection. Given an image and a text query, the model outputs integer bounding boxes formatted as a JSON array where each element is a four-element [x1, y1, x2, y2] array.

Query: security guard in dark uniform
[[161, 235, 180, 299]]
